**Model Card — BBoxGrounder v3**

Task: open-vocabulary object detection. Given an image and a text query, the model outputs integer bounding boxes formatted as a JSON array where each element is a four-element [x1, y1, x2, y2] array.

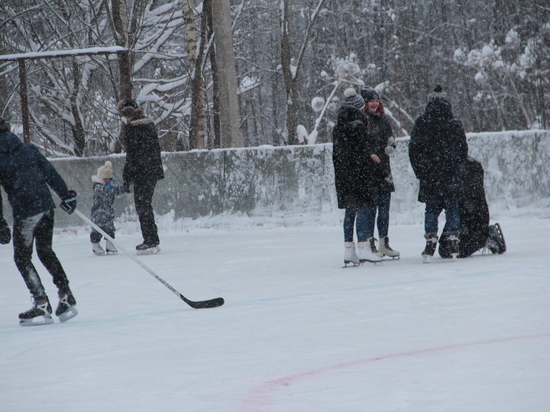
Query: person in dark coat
[[332, 88, 382, 265], [90, 161, 125, 255], [361, 87, 399, 259], [409, 85, 469, 262], [118, 98, 164, 254], [438, 156, 506, 258], [0, 117, 78, 325]]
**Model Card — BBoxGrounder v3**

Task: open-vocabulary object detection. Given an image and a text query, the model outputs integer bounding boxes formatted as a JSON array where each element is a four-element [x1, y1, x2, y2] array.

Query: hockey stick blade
[[74, 209, 224, 310], [181, 296, 225, 309]]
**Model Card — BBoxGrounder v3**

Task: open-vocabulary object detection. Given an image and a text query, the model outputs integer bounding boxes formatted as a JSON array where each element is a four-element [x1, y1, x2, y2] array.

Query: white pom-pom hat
[[92, 161, 113, 182]]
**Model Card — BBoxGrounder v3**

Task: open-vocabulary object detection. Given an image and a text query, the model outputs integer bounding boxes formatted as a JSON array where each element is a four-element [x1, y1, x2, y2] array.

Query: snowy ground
[[1, 216, 549, 412]]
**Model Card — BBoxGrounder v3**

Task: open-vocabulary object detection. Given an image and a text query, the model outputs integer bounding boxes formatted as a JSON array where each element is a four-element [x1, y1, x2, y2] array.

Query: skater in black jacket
[[0, 117, 78, 326], [333, 88, 382, 265], [118, 98, 164, 255], [409, 86, 469, 262], [361, 86, 399, 259]]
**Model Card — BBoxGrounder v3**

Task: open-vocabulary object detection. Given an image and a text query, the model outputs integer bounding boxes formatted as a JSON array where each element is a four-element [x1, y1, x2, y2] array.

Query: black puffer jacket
[[0, 131, 68, 220], [365, 111, 395, 193], [409, 98, 468, 203], [91, 179, 125, 227], [332, 105, 374, 209], [122, 116, 164, 185]]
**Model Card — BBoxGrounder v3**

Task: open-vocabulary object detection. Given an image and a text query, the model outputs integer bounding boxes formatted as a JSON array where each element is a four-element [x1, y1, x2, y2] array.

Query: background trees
[[0, 0, 548, 157]]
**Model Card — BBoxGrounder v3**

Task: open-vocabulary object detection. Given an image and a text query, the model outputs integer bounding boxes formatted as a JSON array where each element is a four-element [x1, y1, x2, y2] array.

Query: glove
[[60, 190, 77, 214], [122, 181, 131, 193], [0, 226, 11, 245]]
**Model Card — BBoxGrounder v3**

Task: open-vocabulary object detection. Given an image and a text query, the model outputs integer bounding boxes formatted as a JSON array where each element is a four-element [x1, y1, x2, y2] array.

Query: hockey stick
[[73, 209, 224, 309]]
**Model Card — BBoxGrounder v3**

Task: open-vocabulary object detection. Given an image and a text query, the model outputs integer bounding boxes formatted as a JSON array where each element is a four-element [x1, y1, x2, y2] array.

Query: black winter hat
[[0, 117, 9, 133], [360, 87, 380, 102], [343, 88, 365, 110]]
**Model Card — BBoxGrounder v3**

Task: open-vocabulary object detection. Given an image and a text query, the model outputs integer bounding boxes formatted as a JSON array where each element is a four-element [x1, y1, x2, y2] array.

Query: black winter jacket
[[409, 98, 468, 203], [0, 131, 68, 221], [332, 105, 374, 209], [365, 111, 395, 193], [122, 116, 164, 185]]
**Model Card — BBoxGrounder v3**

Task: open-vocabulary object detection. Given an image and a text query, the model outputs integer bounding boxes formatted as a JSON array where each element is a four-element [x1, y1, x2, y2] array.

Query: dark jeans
[[134, 180, 159, 244], [365, 191, 391, 238], [343, 208, 369, 243], [13, 210, 69, 299], [425, 198, 460, 233]]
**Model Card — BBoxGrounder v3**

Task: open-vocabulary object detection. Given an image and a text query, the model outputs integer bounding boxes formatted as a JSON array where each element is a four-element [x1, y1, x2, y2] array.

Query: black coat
[[365, 111, 395, 193], [409, 98, 468, 203], [439, 157, 490, 258], [0, 131, 68, 221], [332, 105, 374, 209], [122, 116, 164, 185]]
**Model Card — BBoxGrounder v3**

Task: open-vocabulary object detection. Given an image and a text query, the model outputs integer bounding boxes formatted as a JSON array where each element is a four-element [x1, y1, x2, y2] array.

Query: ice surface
[[1, 215, 549, 411]]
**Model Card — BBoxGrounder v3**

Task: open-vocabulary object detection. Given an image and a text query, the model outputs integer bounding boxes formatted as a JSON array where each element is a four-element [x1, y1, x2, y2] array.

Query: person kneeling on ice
[[0, 117, 78, 326], [90, 161, 126, 255], [437, 157, 506, 258], [332, 88, 383, 266]]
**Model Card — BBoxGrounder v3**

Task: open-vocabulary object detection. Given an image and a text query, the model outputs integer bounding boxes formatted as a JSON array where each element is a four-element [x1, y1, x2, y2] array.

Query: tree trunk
[[211, 0, 242, 148]]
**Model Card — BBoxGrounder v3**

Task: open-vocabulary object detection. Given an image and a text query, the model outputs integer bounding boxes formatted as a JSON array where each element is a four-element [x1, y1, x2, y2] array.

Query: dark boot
[[444, 231, 460, 258], [422, 232, 438, 263]]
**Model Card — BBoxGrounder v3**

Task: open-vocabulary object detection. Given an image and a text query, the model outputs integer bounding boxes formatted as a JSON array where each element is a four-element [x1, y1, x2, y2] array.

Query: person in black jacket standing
[[0, 117, 78, 326], [118, 99, 165, 255], [409, 86, 469, 262], [333, 88, 382, 266], [361, 87, 399, 259]]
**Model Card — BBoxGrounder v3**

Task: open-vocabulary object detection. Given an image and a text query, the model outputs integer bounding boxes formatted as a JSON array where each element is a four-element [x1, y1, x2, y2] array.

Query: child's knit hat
[[92, 161, 113, 182]]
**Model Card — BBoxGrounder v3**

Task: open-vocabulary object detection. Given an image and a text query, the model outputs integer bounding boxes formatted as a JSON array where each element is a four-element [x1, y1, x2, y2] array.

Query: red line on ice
[[240, 332, 550, 411]]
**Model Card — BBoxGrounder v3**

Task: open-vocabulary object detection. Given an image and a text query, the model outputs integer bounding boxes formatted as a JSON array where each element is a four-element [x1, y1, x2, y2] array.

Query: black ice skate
[[19, 297, 54, 326], [136, 241, 160, 255], [445, 231, 460, 260], [487, 223, 506, 254], [56, 288, 78, 323], [422, 232, 438, 263]]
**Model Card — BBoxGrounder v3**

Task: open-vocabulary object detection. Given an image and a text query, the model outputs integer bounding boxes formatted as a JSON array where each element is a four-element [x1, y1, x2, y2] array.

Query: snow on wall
[[1, 130, 549, 230]]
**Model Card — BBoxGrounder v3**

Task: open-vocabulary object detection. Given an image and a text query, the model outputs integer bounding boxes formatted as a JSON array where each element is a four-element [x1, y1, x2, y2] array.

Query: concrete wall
[[2, 130, 549, 228]]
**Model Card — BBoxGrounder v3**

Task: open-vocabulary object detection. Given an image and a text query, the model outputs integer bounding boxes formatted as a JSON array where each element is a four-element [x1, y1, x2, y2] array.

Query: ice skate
[[55, 288, 78, 323], [488, 223, 506, 254], [105, 239, 118, 254], [378, 236, 400, 259], [136, 241, 160, 255], [19, 297, 53, 326], [343, 242, 360, 267], [92, 242, 105, 255], [367, 237, 380, 256], [357, 241, 383, 263], [445, 231, 460, 260], [422, 232, 438, 263]]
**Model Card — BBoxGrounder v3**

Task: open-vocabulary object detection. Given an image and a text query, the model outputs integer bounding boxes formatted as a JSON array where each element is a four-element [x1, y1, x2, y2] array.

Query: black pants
[[13, 210, 69, 300], [134, 180, 159, 244]]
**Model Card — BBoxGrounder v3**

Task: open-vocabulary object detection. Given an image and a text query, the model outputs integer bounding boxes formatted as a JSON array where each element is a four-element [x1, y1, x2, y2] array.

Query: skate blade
[[422, 255, 432, 264], [93, 250, 106, 256], [359, 259, 383, 265], [343, 261, 360, 268], [136, 246, 160, 255], [58, 306, 78, 323], [19, 315, 54, 326], [106, 250, 118, 255]]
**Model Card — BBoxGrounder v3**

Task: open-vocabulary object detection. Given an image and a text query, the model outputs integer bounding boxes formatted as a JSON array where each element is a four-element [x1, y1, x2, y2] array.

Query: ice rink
[[1, 216, 549, 411]]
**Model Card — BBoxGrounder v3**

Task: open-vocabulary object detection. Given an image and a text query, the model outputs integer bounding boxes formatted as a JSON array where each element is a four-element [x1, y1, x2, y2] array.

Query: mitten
[[0, 226, 11, 245]]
